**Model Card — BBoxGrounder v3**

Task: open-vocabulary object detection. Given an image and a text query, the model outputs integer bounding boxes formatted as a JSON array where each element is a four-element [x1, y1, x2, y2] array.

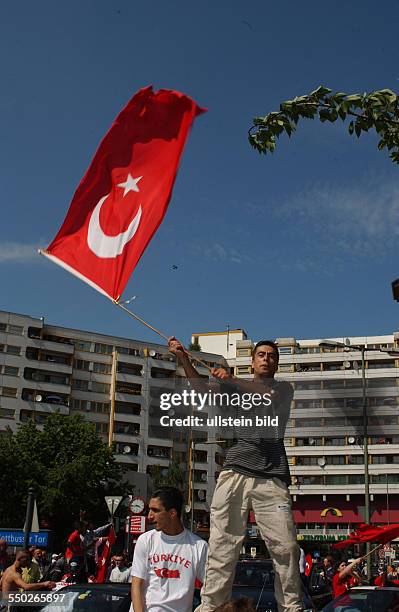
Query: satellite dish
[[149, 349, 156, 357], [201, 473, 207, 482], [343, 361, 351, 369], [123, 445, 131, 454], [345, 338, 351, 346], [317, 457, 326, 467], [198, 490, 206, 501], [348, 436, 356, 444], [309, 438, 315, 445], [295, 364, 302, 372], [168, 409, 175, 416], [353, 361, 359, 371], [35, 395, 42, 402], [184, 504, 191, 513]]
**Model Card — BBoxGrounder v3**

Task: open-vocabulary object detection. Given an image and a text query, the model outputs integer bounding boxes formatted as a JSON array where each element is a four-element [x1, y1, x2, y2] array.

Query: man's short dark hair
[[252, 340, 279, 361], [151, 487, 183, 517]]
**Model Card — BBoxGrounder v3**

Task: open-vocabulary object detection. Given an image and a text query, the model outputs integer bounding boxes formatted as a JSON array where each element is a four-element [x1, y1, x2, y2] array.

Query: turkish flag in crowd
[[304, 553, 313, 576], [41, 87, 205, 301], [333, 523, 399, 549], [95, 525, 116, 583]]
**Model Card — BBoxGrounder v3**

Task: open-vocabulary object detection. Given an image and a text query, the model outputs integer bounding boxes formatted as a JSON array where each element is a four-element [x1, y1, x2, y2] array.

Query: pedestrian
[[83, 521, 112, 577], [65, 521, 87, 580], [332, 557, 364, 597], [168, 337, 302, 612], [21, 550, 41, 584], [109, 555, 130, 583], [130, 487, 208, 612], [1, 550, 55, 598], [0, 539, 10, 576]]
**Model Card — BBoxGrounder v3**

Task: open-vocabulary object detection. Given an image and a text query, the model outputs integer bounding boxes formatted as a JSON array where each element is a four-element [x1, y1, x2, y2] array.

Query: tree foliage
[[0, 414, 127, 540], [188, 338, 201, 352], [249, 86, 399, 163], [149, 457, 185, 490]]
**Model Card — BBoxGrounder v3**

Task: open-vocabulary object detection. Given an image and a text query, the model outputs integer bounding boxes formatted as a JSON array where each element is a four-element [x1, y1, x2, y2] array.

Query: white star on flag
[[117, 173, 142, 196]]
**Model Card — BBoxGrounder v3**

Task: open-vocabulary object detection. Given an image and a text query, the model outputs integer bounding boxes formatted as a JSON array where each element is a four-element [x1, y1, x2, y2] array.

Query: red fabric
[[45, 86, 205, 301], [333, 523, 399, 549], [305, 554, 313, 577], [95, 526, 116, 583], [65, 530, 84, 560], [332, 573, 349, 597]]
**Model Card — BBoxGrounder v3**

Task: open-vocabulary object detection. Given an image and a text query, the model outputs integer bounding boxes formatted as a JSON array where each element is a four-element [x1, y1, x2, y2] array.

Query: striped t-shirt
[[220, 379, 294, 485]]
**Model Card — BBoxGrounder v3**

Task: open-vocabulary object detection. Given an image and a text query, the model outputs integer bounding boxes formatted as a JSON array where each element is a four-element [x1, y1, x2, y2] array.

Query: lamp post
[[319, 340, 399, 580]]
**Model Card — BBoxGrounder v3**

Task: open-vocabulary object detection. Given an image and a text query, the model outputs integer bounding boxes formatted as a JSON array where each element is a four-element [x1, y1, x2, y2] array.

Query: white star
[[117, 173, 142, 196]]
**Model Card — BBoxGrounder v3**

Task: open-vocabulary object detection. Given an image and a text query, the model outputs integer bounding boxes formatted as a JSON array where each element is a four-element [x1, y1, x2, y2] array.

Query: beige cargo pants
[[195, 470, 303, 612]]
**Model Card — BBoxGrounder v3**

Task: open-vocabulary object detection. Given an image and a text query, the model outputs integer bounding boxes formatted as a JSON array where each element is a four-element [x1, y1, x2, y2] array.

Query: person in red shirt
[[65, 522, 87, 580], [332, 557, 364, 598]]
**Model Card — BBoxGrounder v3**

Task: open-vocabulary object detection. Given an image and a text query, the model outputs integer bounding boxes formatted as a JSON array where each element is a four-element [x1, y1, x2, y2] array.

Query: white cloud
[[0, 242, 42, 263], [274, 177, 399, 258]]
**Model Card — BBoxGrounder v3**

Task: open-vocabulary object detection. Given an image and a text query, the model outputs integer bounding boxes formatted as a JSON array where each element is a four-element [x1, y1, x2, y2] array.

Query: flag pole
[[113, 301, 213, 373]]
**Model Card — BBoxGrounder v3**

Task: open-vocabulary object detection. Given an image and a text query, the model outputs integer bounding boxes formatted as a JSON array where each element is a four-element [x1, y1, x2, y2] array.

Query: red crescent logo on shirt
[[154, 568, 180, 579]]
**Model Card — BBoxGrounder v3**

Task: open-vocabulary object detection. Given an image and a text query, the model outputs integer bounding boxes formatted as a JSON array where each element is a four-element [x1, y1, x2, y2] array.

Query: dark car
[[40, 583, 131, 612], [194, 560, 314, 612], [321, 586, 399, 612]]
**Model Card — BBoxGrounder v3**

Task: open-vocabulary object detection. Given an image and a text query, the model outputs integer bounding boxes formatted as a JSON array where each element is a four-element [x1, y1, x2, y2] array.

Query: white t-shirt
[[130, 528, 208, 612], [110, 566, 131, 583]]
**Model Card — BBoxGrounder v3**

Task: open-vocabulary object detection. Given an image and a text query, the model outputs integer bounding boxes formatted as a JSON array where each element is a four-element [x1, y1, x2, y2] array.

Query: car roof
[[59, 583, 131, 592]]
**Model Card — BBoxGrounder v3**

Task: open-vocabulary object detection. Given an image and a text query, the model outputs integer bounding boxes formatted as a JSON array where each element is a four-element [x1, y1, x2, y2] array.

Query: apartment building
[[0, 309, 226, 520], [192, 329, 399, 548]]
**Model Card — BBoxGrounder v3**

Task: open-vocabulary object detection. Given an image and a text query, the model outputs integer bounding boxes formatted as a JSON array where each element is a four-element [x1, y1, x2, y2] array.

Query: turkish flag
[[305, 553, 313, 577], [41, 87, 205, 301], [333, 523, 399, 548], [95, 525, 116, 583]]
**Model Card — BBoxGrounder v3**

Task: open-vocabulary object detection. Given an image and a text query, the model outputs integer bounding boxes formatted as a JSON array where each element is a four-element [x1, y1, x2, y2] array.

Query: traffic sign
[[104, 496, 123, 516]]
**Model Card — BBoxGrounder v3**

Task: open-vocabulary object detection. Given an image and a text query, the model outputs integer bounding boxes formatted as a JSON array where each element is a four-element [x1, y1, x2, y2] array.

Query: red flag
[[305, 553, 313, 577], [41, 87, 205, 301], [333, 523, 399, 549], [95, 525, 116, 583]]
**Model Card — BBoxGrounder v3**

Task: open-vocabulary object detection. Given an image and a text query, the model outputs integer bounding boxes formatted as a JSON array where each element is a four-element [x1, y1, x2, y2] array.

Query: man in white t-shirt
[[130, 487, 208, 612]]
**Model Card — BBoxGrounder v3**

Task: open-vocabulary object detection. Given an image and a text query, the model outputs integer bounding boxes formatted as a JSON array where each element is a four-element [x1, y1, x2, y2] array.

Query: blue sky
[[1, 0, 399, 346]]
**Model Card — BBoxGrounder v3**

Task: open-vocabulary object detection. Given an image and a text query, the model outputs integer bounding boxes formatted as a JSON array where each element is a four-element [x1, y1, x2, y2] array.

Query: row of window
[[0, 344, 21, 355], [0, 323, 24, 335], [293, 455, 399, 465], [288, 436, 399, 446], [294, 378, 398, 390], [74, 359, 143, 376], [289, 415, 399, 428], [294, 397, 398, 409], [293, 474, 399, 485], [279, 343, 395, 355], [0, 365, 19, 376]]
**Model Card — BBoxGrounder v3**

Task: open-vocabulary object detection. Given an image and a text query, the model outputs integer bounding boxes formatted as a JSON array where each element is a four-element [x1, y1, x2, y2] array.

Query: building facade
[[0, 309, 226, 520]]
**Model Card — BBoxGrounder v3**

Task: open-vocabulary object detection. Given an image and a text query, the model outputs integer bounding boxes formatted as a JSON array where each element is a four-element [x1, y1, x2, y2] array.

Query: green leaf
[[348, 121, 354, 135]]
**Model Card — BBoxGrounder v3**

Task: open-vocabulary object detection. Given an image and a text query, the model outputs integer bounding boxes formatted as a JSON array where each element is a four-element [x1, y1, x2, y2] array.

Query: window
[[94, 343, 113, 355], [324, 437, 345, 446], [28, 327, 41, 339], [71, 399, 89, 411], [8, 325, 23, 335], [236, 366, 252, 375], [0, 344, 4, 352], [296, 437, 323, 446], [368, 360, 395, 369], [92, 401, 110, 413], [74, 359, 90, 371], [74, 340, 92, 352], [348, 474, 364, 484], [116, 382, 141, 395], [236, 348, 251, 357], [118, 362, 142, 376], [114, 422, 140, 435], [71, 378, 89, 391], [116, 346, 141, 356], [0, 407, 15, 419], [0, 323, 6, 332], [348, 455, 364, 464], [1, 387, 17, 397], [295, 400, 322, 409], [92, 381, 111, 394], [93, 362, 112, 374], [324, 398, 345, 408], [115, 401, 141, 415], [4, 366, 18, 376], [278, 347, 293, 355], [6, 345, 21, 355], [94, 423, 109, 434], [325, 475, 347, 485]]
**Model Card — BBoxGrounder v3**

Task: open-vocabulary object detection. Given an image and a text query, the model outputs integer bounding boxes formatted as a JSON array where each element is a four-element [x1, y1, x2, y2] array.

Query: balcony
[[28, 338, 74, 354]]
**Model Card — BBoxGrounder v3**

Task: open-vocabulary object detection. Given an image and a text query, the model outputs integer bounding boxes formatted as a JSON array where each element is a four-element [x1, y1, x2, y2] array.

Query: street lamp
[[319, 340, 399, 579]]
